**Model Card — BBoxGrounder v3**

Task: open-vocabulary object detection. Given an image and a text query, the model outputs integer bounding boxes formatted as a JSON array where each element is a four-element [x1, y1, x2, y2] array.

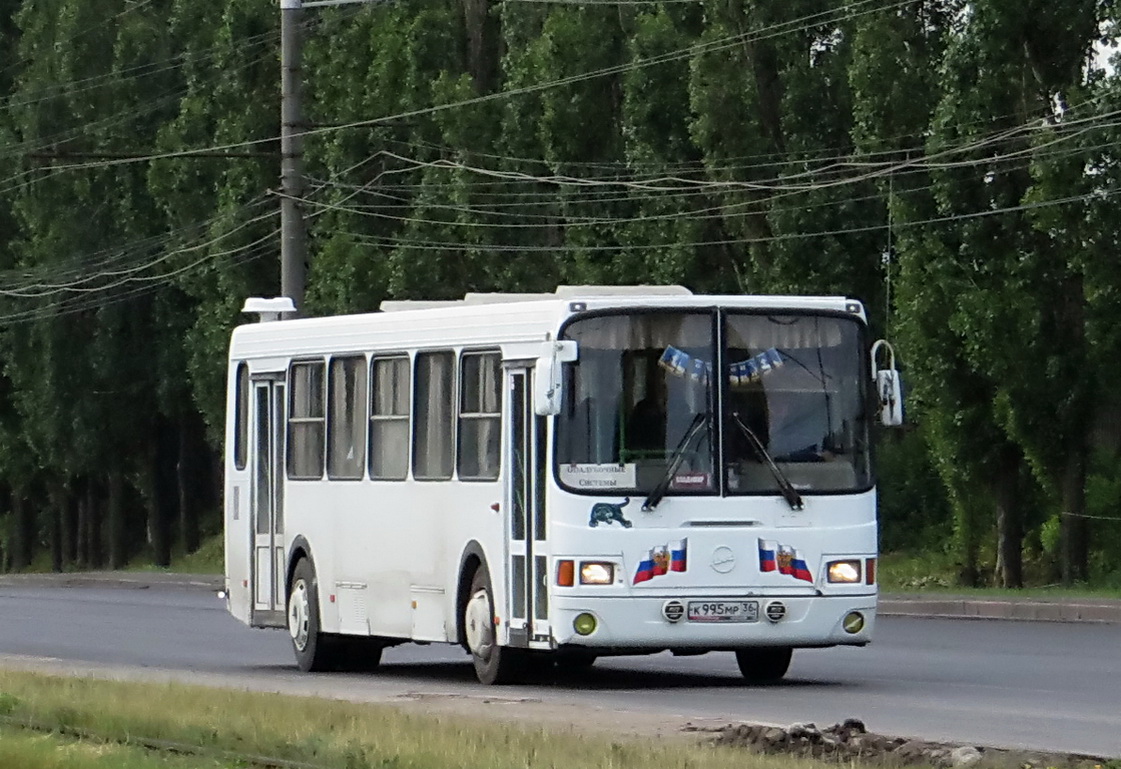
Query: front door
[[251, 378, 286, 627], [504, 366, 551, 649]]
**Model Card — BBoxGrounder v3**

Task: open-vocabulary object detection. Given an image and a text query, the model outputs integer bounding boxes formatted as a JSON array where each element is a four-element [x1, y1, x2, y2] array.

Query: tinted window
[[327, 356, 367, 480], [370, 356, 410, 480], [458, 352, 501, 481], [287, 361, 325, 479], [413, 352, 455, 480]]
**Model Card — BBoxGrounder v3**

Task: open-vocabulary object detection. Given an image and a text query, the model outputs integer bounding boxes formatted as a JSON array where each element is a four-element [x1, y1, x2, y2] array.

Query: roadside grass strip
[[0, 724, 234, 769], [0, 670, 822, 769]]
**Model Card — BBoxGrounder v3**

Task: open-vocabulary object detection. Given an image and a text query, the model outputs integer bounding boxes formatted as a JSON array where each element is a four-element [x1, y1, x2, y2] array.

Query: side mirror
[[533, 340, 578, 416], [871, 340, 904, 427]]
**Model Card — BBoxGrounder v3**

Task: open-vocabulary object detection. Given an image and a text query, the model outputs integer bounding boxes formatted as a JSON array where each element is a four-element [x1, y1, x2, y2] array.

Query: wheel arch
[[286, 536, 316, 596], [455, 540, 488, 647]]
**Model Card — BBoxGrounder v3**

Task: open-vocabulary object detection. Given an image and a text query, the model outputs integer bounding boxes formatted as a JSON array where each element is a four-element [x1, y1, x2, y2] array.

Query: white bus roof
[[231, 286, 864, 363]]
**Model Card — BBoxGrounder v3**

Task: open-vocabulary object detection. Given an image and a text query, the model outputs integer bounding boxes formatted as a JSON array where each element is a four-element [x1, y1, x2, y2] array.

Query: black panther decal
[[589, 497, 633, 528]]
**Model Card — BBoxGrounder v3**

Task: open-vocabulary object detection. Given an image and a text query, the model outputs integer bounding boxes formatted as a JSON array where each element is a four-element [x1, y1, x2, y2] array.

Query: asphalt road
[[1, 581, 1119, 758]]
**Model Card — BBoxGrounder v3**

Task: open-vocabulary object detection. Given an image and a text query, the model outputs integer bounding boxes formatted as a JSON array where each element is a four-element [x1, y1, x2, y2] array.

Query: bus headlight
[[579, 562, 615, 585], [827, 560, 861, 583]]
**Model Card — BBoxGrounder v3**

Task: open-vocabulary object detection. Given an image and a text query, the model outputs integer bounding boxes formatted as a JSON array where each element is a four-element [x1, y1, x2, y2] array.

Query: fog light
[[579, 562, 614, 585], [827, 560, 861, 583], [573, 612, 597, 636], [765, 601, 786, 623], [843, 611, 865, 634]]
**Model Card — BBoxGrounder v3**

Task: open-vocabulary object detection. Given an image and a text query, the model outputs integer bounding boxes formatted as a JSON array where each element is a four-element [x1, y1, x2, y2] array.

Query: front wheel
[[288, 558, 336, 672], [464, 567, 524, 685], [734, 647, 793, 684]]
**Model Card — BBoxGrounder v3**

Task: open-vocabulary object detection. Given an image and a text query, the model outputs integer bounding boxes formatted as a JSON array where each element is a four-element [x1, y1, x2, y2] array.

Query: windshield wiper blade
[[641, 412, 708, 512], [730, 412, 804, 511]]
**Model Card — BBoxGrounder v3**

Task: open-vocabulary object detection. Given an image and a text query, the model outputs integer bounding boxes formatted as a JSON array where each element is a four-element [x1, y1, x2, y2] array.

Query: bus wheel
[[288, 558, 334, 672], [465, 568, 524, 685], [734, 647, 792, 684]]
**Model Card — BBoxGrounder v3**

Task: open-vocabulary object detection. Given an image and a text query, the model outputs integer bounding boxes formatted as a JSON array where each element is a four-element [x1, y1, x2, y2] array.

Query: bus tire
[[734, 646, 793, 684], [465, 567, 524, 685], [288, 558, 335, 672]]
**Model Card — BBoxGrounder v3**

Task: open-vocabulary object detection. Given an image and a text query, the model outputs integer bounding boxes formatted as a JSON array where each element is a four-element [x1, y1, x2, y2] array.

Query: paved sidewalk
[[878, 592, 1121, 623], [1, 571, 1118, 624]]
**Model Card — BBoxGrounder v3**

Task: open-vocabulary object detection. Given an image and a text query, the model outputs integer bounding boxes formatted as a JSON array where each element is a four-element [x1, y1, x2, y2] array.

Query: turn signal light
[[556, 560, 575, 587], [865, 557, 876, 585]]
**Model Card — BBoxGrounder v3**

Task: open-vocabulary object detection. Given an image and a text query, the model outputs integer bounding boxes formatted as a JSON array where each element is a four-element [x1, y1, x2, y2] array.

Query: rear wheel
[[734, 647, 793, 684], [288, 558, 336, 672], [464, 567, 524, 685]]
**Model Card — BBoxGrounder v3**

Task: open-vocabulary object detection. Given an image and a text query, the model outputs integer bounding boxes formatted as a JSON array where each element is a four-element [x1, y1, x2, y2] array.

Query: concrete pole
[[280, 0, 306, 314]]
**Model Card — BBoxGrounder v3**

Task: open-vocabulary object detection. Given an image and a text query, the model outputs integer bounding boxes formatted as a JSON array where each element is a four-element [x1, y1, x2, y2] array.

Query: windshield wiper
[[730, 411, 804, 511], [641, 412, 708, 512]]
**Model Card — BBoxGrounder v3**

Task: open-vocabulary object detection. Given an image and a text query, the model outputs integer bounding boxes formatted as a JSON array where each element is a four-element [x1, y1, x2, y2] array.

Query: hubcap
[[464, 588, 492, 658], [288, 578, 310, 651]]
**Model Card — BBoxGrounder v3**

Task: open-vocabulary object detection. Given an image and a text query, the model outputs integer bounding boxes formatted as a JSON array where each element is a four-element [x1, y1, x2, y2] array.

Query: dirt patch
[[703, 719, 1113, 769]]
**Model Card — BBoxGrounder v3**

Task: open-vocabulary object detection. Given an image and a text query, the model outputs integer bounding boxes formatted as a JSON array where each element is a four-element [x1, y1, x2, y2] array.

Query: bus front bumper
[[550, 593, 876, 650]]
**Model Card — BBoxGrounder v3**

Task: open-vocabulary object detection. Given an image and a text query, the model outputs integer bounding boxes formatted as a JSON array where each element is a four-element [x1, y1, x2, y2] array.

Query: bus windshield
[[555, 310, 871, 497]]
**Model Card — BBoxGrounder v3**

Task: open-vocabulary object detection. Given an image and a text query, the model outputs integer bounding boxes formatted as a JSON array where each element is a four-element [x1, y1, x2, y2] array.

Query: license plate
[[687, 600, 759, 623]]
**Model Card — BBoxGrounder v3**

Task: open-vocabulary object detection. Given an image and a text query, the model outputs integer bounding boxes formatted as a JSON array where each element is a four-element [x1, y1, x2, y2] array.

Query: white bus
[[223, 285, 902, 684]]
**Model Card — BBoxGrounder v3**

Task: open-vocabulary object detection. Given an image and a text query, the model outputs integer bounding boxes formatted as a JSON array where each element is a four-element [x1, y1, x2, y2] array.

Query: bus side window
[[370, 356, 410, 480], [327, 355, 367, 480], [414, 351, 455, 480], [288, 361, 326, 479], [458, 351, 501, 481], [234, 362, 248, 471]]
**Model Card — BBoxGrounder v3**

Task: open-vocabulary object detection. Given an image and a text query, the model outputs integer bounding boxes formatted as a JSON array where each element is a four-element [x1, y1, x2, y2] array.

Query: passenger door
[[504, 365, 551, 649], [250, 377, 286, 627]]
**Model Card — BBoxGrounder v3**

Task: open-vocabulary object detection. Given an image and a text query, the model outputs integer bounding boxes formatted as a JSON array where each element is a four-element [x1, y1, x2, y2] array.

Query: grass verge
[[0, 670, 821, 769], [878, 551, 1121, 599]]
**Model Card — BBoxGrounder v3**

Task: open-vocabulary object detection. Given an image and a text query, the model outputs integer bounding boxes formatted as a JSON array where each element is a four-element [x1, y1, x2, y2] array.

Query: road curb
[[0, 572, 223, 591], [878, 596, 1121, 624]]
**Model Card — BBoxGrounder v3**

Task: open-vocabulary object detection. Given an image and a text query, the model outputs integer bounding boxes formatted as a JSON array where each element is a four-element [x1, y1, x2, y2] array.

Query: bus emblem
[[710, 546, 736, 573]]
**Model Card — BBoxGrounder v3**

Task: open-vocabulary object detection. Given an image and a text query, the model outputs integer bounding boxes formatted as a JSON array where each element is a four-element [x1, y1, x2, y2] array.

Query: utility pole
[[280, 0, 307, 314], [279, 0, 387, 314]]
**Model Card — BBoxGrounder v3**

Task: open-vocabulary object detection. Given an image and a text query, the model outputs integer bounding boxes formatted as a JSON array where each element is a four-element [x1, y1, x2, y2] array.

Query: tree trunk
[[87, 478, 103, 569], [48, 480, 64, 572], [956, 498, 982, 588], [148, 418, 177, 568], [76, 477, 89, 570], [11, 491, 34, 570], [1059, 447, 1089, 585], [107, 466, 127, 569], [178, 415, 203, 555], [993, 448, 1023, 588]]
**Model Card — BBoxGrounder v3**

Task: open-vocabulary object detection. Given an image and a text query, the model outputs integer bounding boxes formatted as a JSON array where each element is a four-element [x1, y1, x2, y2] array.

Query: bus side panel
[[224, 361, 253, 626]]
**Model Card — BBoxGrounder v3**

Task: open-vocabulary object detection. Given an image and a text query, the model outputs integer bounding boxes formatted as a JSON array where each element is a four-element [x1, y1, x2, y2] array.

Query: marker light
[[573, 613, 597, 636], [827, 560, 861, 583], [556, 560, 575, 587], [579, 562, 615, 585]]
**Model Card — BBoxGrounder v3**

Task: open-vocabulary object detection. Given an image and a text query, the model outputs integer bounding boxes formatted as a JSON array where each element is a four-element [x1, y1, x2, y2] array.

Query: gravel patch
[[702, 719, 1113, 769]]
